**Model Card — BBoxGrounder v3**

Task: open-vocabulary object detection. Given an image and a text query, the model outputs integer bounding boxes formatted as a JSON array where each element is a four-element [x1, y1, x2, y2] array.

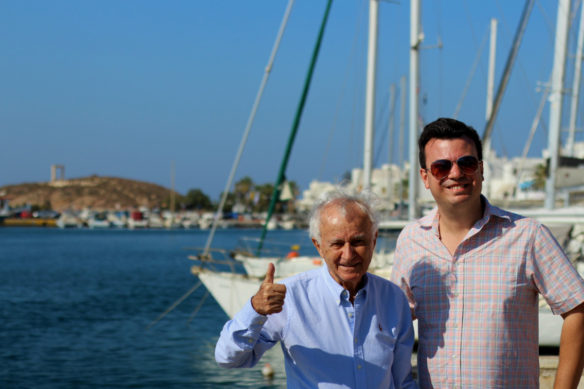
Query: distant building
[[297, 164, 405, 212]]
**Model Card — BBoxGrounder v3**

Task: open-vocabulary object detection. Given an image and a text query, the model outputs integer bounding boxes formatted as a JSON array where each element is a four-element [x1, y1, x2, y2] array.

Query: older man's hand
[[251, 263, 287, 315]]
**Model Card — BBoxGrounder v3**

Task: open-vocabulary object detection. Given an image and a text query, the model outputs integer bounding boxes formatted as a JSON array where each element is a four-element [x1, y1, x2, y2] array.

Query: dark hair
[[418, 117, 483, 169]]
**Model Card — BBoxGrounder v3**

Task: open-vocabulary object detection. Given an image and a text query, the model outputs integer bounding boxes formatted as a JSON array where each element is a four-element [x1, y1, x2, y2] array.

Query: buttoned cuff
[[237, 298, 268, 330]]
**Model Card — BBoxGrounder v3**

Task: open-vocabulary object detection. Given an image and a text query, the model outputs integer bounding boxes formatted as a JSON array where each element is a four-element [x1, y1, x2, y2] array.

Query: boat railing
[[186, 246, 242, 275], [236, 236, 297, 258]]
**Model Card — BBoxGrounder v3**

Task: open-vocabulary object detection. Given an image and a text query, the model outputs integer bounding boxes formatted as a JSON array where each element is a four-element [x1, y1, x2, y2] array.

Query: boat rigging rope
[[146, 280, 203, 329], [317, 0, 367, 182], [453, 27, 489, 119], [188, 290, 210, 324], [202, 0, 295, 258], [257, 0, 334, 255]]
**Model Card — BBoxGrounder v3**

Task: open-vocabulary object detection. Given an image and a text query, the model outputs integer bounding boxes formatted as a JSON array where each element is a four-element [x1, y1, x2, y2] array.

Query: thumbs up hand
[[251, 263, 287, 315]]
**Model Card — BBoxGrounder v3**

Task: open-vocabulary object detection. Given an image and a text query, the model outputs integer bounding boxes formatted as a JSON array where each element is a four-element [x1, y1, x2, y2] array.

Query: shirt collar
[[476, 195, 511, 225], [319, 265, 369, 305], [419, 195, 511, 236]]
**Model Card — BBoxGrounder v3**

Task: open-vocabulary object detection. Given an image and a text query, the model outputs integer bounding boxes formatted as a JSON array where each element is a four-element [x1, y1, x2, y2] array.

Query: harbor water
[[0, 227, 323, 388]]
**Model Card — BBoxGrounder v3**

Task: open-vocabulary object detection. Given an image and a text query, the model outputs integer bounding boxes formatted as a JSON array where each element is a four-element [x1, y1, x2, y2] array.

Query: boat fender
[[286, 251, 299, 259]]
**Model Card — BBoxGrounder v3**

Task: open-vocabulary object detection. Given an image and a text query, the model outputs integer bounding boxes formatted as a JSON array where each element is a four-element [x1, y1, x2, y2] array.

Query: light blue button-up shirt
[[215, 266, 417, 389]]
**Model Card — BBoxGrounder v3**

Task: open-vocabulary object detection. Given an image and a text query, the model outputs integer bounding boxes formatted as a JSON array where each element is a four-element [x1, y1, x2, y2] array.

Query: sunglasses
[[427, 155, 480, 179]]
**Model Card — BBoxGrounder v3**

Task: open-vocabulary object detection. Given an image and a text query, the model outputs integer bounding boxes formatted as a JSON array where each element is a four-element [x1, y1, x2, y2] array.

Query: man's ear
[[420, 168, 430, 189], [311, 238, 322, 256]]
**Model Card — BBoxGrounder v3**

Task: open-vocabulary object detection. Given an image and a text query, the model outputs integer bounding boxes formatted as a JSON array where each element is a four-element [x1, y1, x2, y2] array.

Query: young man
[[216, 190, 417, 388], [392, 117, 584, 388]]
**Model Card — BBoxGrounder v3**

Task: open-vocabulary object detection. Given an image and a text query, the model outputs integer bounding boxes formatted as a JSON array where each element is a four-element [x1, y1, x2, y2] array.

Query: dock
[[1, 217, 57, 227]]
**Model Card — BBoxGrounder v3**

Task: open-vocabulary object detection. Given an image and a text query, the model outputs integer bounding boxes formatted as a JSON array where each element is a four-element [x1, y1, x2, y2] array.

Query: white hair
[[308, 188, 379, 244]]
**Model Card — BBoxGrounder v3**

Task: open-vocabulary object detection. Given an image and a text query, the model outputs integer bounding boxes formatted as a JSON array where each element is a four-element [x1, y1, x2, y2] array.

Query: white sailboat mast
[[387, 83, 397, 203], [545, 0, 571, 210], [408, 0, 421, 220], [363, 0, 379, 191], [484, 18, 497, 198], [486, 19, 498, 133], [398, 75, 407, 215]]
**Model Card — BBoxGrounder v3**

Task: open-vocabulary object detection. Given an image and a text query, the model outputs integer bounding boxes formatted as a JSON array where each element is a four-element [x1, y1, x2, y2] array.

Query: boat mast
[[482, 0, 534, 152], [486, 18, 497, 140], [567, 0, 584, 157], [545, 0, 571, 210], [257, 0, 333, 255], [363, 0, 379, 191], [387, 83, 396, 206], [202, 0, 295, 258], [408, 0, 421, 220], [170, 160, 175, 225], [483, 18, 497, 198], [398, 75, 406, 217]]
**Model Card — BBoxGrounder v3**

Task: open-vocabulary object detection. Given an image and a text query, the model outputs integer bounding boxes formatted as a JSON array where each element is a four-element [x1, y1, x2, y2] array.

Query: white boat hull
[[194, 269, 261, 319], [235, 254, 323, 278]]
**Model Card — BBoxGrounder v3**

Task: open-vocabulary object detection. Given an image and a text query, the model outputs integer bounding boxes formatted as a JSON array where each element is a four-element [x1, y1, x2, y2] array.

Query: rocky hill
[[0, 175, 181, 212]]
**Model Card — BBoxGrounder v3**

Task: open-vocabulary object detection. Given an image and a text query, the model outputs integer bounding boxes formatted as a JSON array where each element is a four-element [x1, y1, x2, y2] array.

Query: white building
[[297, 164, 404, 212]]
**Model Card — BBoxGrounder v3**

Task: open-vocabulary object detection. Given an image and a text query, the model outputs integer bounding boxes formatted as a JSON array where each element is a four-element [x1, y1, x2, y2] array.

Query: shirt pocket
[[368, 323, 397, 367]]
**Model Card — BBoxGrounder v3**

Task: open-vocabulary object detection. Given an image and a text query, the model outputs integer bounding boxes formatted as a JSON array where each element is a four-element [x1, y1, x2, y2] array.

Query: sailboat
[[189, 0, 584, 352], [189, 0, 399, 313], [188, 0, 331, 285]]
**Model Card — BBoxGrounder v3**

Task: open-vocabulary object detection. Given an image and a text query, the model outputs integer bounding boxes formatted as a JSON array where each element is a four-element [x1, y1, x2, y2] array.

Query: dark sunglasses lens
[[430, 160, 452, 179], [429, 156, 479, 178], [457, 156, 479, 174]]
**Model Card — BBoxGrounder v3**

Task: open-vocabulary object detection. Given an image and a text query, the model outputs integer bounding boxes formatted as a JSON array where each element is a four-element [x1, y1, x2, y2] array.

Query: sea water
[[1, 227, 399, 388], [0, 227, 321, 388]]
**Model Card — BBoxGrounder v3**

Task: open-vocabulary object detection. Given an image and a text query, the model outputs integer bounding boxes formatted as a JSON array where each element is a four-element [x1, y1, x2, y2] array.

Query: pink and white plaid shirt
[[391, 197, 584, 388]]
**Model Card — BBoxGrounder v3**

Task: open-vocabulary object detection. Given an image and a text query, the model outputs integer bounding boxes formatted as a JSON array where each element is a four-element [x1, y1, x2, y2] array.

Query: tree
[[253, 183, 275, 212], [163, 192, 185, 211], [234, 176, 255, 211], [533, 163, 547, 190], [184, 188, 213, 210], [235, 177, 254, 198], [217, 191, 236, 212], [341, 170, 352, 184]]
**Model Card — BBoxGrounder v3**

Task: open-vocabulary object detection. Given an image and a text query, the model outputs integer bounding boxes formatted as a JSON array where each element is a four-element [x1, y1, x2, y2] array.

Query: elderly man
[[215, 191, 417, 389], [392, 117, 584, 388]]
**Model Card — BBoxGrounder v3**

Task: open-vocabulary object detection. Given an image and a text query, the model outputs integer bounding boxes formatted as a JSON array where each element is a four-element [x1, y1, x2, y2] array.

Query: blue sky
[[0, 1, 578, 201]]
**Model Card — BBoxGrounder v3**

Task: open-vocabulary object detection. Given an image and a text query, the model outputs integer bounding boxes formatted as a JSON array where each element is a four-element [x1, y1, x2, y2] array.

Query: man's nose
[[341, 243, 355, 258], [448, 161, 464, 178]]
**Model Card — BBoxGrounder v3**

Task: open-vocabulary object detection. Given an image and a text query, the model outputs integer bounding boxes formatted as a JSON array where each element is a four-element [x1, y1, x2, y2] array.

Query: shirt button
[[357, 365, 362, 369], [452, 354, 457, 359], [354, 337, 358, 343], [248, 339, 253, 344], [348, 312, 353, 318]]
